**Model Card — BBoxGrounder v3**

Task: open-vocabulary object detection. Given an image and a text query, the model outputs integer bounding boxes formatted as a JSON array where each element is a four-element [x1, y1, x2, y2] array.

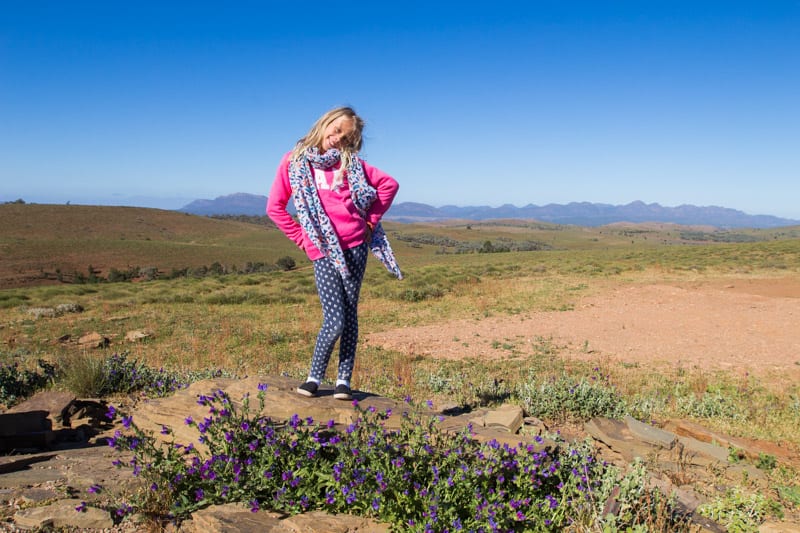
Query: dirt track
[[366, 276, 800, 380]]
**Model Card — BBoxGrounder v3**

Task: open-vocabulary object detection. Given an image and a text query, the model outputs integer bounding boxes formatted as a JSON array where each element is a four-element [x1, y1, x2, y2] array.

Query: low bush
[[106, 387, 687, 531], [60, 353, 234, 398], [0, 358, 56, 407], [515, 370, 627, 422]]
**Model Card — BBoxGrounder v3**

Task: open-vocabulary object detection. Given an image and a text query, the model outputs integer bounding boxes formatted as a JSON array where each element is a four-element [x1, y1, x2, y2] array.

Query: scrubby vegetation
[[2, 206, 800, 530], [107, 385, 683, 531]]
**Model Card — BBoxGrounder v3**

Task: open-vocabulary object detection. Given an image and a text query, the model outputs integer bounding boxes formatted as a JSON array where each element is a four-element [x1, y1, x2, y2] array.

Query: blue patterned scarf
[[288, 147, 402, 280]]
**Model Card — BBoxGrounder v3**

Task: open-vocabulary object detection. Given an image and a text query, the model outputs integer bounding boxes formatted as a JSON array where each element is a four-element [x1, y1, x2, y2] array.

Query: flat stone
[[678, 436, 730, 464], [0, 464, 64, 487], [0, 411, 50, 436], [184, 503, 286, 532], [14, 498, 113, 530], [0, 430, 56, 453], [664, 419, 798, 464], [585, 417, 658, 461], [133, 376, 408, 452], [18, 487, 60, 504], [7, 391, 76, 427], [725, 463, 767, 485], [78, 331, 109, 348], [760, 521, 800, 533], [281, 510, 391, 532], [0, 452, 58, 474], [482, 404, 524, 434], [624, 415, 677, 449]]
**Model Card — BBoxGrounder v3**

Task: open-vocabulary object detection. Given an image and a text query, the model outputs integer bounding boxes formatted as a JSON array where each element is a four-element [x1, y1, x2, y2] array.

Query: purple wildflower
[[75, 501, 87, 512], [105, 405, 116, 420], [116, 503, 132, 517], [258, 382, 268, 392], [122, 416, 133, 429], [87, 484, 102, 494]]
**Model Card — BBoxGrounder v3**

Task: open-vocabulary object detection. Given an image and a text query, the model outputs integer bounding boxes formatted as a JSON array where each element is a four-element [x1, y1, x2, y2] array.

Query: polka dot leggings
[[308, 242, 368, 383]]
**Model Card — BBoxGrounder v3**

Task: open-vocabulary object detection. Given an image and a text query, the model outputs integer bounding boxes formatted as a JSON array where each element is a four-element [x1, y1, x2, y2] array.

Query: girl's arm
[[267, 153, 305, 248], [361, 160, 399, 227]]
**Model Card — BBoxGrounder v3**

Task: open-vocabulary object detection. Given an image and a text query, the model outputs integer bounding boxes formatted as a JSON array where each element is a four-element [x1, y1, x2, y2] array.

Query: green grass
[[3, 207, 800, 528]]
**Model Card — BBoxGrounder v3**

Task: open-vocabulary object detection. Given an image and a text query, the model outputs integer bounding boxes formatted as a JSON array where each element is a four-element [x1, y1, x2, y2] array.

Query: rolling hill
[[178, 194, 798, 229]]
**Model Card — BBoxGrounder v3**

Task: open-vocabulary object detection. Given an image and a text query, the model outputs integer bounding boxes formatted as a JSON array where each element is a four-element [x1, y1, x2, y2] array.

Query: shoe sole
[[333, 393, 352, 400], [296, 388, 316, 397]]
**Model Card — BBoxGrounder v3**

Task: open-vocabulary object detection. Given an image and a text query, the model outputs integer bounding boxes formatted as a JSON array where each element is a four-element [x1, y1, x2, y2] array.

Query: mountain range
[[178, 193, 799, 229]]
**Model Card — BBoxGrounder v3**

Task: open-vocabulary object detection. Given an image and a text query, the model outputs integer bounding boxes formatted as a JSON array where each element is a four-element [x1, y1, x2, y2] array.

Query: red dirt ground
[[366, 276, 800, 381]]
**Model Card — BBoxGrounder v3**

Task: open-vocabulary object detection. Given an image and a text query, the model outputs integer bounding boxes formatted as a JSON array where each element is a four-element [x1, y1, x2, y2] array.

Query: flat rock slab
[[624, 415, 677, 449], [477, 404, 524, 434], [585, 417, 659, 462], [678, 436, 730, 465], [0, 446, 137, 495], [7, 391, 76, 427], [134, 375, 479, 451], [665, 418, 799, 464], [14, 498, 114, 530], [0, 411, 50, 437], [184, 503, 287, 532]]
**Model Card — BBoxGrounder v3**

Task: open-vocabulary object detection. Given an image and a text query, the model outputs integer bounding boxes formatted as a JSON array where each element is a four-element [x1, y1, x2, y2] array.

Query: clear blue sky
[[2, 1, 799, 219]]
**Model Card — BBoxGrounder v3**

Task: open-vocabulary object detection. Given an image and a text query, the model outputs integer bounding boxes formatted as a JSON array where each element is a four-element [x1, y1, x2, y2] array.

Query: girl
[[267, 107, 402, 400]]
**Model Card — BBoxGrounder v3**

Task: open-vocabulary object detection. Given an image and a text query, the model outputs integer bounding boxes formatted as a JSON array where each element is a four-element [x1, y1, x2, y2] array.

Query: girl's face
[[321, 116, 355, 152]]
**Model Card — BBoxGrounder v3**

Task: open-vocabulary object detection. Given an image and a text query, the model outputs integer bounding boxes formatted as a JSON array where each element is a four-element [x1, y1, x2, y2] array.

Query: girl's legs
[[307, 243, 368, 384]]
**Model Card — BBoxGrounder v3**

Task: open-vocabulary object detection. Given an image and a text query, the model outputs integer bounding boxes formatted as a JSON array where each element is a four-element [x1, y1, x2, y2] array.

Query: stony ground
[[366, 275, 800, 382]]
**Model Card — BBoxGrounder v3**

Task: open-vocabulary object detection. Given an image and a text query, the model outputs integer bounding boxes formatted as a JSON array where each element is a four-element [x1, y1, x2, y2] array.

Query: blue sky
[[2, 1, 799, 219]]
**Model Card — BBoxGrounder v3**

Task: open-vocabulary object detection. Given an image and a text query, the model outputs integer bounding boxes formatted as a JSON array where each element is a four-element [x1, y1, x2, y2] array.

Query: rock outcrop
[[1, 377, 798, 531]]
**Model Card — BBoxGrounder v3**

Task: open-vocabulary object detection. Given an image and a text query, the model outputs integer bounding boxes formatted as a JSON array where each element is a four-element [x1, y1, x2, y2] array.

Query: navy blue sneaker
[[296, 381, 318, 397], [333, 384, 352, 400]]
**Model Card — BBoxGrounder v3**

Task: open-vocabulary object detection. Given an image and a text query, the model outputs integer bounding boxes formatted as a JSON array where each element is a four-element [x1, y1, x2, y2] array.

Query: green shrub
[[698, 487, 777, 532], [275, 256, 296, 271], [106, 389, 686, 531], [60, 353, 234, 398], [61, 353, 108, 396], [0, 358, 56, 406], [515, 370, 627, 422], [676, 390, 743, 421]]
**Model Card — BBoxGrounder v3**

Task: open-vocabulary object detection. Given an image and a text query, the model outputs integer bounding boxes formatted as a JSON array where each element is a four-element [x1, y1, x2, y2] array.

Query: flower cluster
[[107, 385, 671, 531], [102, 353, 233, 398]]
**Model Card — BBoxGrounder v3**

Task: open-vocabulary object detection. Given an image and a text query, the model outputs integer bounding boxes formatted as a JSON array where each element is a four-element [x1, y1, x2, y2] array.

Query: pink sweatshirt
[[267, 152, 399, 261]]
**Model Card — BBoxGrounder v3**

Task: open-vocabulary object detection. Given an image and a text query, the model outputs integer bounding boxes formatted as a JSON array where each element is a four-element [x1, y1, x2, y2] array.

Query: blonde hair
[[291, 106, 365, 168]]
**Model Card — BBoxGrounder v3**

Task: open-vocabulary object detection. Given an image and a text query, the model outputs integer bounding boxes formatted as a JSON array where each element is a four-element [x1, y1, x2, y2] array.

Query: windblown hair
[[291, 106, 365, 168]]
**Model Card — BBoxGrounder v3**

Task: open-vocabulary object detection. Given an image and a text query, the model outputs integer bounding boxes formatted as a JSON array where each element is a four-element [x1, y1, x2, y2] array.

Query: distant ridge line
[[177, 193, 799, 229]]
